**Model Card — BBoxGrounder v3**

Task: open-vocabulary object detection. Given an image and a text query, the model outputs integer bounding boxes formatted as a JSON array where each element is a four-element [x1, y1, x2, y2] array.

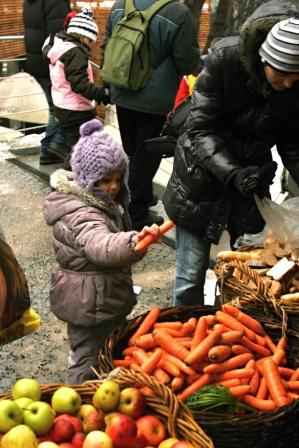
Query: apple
[[78, 404, 104, 433], [105, 412, 137, 448], [83, 430, 113, 448], [158, 438, 179, 448], [58, 444, 74, 448], [49, 417, 75, 442], [1, 424, 38, 448], [0, 399, 23, 432], [14, 396, 34, 410], [38, 443, 59, 448], [171, 442, 194, 448], [23, 401, 55, 435], [12, 378, 41, 401], [136, 416, 166, 447], [55, 414, 82, 433], [118, 387, 145, 419], [72, 432, 86, 448], [92, 380, 120, 413], [51, 387, 81, 415]]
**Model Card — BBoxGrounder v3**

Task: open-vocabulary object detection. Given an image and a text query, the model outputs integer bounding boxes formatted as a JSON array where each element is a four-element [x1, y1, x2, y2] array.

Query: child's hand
[[132, 224, 161, 252]]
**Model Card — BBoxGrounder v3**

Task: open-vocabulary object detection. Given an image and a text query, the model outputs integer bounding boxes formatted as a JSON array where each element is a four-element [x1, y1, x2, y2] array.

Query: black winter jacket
[[23, 0, 70, 79], [163, 0, 299, 244]]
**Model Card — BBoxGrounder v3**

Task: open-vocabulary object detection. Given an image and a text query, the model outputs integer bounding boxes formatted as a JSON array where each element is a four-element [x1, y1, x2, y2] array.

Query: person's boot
[[39, 152, 62, 165]]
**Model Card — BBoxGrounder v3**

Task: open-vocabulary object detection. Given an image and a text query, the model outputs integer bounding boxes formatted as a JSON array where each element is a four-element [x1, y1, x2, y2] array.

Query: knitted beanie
[[71, 119, 128, 191], [259, 17, 299, 72], [67, 8, 98, 42]]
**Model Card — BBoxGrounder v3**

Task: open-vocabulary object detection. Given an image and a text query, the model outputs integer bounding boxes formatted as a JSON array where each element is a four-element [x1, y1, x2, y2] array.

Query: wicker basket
[[0, 369, 212, 448], [98, 305, 299, 448]]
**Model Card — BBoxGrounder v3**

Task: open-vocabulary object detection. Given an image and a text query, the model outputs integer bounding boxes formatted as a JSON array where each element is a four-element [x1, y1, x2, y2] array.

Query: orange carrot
[[216, 310, 257, 341], [182, 317, 197, 334], [163, 353, 196, 376], [260, 357, 288, 407], [217, 378, 241, 388], [222, 305, 265, 335], [153, 368, 171, 384], [278, 367, 295, 380], [287, 381, 299, 391], [290, 368, 299, 381], [171, 376, 184, 392], [123, 346, 138, 356], [141, 348, 163, 374], [113, 359, 133, 367], [229, 385, 251, 397], [203, 315, 217, 327], [241, 395, 277, 412], [178, 374, 211, 401], [241, 336, 271, 357], [153, 329, 189, 361], [135, 333, 156, 350], [185, 326, 223, 365], [132, 349, 148, 365], [158, 357, 181, 377], [215, 368, 255, 381], [257, 377, 268, 400], [232, 344, 250, 355], [191, 318, 207, 350], [131, 363, 143, 372], [220, 330, 244, 345], [288, 392, 299, 400], [272, 336, 287, 365], [255, 335, 267, 346], [208, 345, 232, 363], [204, 353, 253, 375], [135, 220, 175, 251], [249, 370, 260, 395], [140, 386, 155, 397], [187, 373, 201, 384], [129, 307, 161, 344], [154, 321, 183, 330]]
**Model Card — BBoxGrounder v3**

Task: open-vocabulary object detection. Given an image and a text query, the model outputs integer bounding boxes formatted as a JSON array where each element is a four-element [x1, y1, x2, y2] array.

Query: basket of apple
[[0, 369, 213, 448]]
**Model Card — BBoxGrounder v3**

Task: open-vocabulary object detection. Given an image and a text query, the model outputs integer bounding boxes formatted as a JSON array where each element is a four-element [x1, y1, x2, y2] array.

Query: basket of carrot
[[98, 305, 299, 448]]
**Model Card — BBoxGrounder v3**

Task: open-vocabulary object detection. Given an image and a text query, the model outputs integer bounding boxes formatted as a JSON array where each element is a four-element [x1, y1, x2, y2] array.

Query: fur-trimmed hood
[[239, 0, 298, 89]]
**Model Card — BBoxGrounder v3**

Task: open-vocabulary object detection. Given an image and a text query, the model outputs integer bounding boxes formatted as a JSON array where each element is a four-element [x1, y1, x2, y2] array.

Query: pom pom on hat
[[67, 7, 98, 42], [259, 17, 299, 72], [71, 119, 128, 191]]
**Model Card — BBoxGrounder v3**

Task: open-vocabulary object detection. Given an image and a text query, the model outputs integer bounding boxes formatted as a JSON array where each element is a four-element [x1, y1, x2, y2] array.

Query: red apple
[[172, 442, 194, 448], [83, 430, 113, 448], [78, 404, 105, 433], [105, 412, 137, 448], [50, 418, 75, 443], [136, 415, 166, 446], [72, 432, 85, 448], [59, 444, 74, 448], [118, 387, 145, 419], [56, 414, 82, 433]]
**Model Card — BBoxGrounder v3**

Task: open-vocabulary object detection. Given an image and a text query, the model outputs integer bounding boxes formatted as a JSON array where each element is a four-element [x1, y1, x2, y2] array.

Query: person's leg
[[174, 226, 211, 306], [67, 319, 124, 383], [116, 106, 164, 227]]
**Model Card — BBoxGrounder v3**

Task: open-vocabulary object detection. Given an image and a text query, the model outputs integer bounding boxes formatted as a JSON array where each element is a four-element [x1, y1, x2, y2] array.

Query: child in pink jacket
[[44, 118, 159, 383]]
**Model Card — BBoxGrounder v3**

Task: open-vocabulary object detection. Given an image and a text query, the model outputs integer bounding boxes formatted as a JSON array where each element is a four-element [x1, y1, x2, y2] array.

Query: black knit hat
[[259, 17, 299, 72]]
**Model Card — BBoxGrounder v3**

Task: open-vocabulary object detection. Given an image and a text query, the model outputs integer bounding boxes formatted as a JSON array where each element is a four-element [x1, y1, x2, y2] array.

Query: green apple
[[14, 397, 34, 410], [1, 424, 38, 448], [0, 399, 23, 432], [92, 380, 120, 412], [51, 386, 81, 415], [12, 378, 41, 401], [23, 401, 55, 435]]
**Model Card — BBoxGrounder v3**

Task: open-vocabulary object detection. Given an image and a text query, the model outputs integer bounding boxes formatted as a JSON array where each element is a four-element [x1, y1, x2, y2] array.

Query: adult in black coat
[[23, 0, 70, 164], [163, 0, 299, 306]]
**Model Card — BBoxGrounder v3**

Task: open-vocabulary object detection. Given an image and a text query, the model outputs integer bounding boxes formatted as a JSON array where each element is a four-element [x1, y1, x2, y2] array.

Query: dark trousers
[[116, 106, 165, 220]]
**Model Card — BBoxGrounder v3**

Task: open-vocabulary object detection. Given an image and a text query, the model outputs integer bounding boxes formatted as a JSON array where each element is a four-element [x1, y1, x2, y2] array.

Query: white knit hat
[[259, 17, 299, 72], [67, 8, 98, 42]]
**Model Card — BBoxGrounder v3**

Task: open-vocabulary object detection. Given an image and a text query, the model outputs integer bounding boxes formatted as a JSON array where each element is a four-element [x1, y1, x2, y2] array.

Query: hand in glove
[[96, 86, 110, 105], [256, 161, 278, 197], [233, 166, 260, 197]]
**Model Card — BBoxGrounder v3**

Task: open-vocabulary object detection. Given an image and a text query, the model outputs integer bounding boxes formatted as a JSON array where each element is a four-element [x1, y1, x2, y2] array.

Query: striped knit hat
[[259, 18, 299, 73], [67, 8, 98, 42]]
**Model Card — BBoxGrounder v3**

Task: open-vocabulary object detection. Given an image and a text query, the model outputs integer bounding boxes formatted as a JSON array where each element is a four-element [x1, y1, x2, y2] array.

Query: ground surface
[[0, 160, 175, 393]]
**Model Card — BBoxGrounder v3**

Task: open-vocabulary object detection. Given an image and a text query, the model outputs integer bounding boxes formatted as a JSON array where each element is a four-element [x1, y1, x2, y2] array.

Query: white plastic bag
[[255, 195, 299, 248]]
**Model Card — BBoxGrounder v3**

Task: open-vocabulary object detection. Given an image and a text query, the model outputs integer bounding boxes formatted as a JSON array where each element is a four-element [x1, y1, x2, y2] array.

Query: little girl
[[44, 118, 160, 383]]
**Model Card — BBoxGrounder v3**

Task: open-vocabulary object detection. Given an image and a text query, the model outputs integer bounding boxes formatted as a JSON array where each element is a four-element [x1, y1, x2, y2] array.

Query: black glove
[[96, 86, 110, 105], [256, 161, 278, 197], [233, 166, 260, 197]]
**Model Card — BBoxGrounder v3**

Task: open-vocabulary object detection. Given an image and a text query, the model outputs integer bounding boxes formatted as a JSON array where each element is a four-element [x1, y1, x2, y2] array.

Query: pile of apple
[[0, 378, 194, 448]]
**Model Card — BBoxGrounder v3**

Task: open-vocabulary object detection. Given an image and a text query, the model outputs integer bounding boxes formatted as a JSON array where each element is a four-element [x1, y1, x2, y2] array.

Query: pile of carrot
[[113, 305, 299, 412]]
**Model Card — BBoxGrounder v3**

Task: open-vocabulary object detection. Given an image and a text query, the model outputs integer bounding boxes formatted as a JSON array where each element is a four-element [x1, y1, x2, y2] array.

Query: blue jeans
[[40, 112, 65, 156], [174, 226, 211, 306]]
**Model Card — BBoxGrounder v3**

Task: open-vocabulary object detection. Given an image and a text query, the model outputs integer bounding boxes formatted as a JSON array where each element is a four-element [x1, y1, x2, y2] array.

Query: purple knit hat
[[70, 119, 128, 191]]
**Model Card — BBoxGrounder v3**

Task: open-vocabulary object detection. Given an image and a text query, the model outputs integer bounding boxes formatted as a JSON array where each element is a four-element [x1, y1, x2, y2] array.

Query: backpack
[[101, 0, 174, 91]]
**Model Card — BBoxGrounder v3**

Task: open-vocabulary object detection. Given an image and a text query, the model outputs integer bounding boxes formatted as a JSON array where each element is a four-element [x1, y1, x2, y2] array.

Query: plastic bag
[[0, 231, 41, 345], [255, 195, 299, 248]]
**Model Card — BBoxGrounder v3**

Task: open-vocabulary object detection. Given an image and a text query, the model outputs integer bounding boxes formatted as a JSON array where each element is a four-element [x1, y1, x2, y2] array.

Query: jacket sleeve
[[72, 210, 142, 268], [186, 49, 242, 185], [277, 142, 299, 186]]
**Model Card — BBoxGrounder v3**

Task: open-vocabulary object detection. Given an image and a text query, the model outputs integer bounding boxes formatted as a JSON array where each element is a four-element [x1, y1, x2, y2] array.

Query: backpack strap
[[125, 0, 175, 21], [125, 0, 137, 16]]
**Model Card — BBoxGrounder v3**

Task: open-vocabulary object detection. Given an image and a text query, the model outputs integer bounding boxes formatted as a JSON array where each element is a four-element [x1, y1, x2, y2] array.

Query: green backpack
[[101, 0, 174, 91]]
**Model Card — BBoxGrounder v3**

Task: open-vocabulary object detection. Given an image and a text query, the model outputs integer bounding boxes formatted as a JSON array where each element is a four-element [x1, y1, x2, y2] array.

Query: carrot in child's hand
[[177, 373, 211, 401], [185, 326, 223, 365], [129, 307, 161, 344], [134, 220, 175, 252]]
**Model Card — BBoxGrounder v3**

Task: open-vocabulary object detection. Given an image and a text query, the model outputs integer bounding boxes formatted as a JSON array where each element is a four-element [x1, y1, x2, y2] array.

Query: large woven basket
[[0, 368, 212, 448], [98, 305, 299, 448]]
